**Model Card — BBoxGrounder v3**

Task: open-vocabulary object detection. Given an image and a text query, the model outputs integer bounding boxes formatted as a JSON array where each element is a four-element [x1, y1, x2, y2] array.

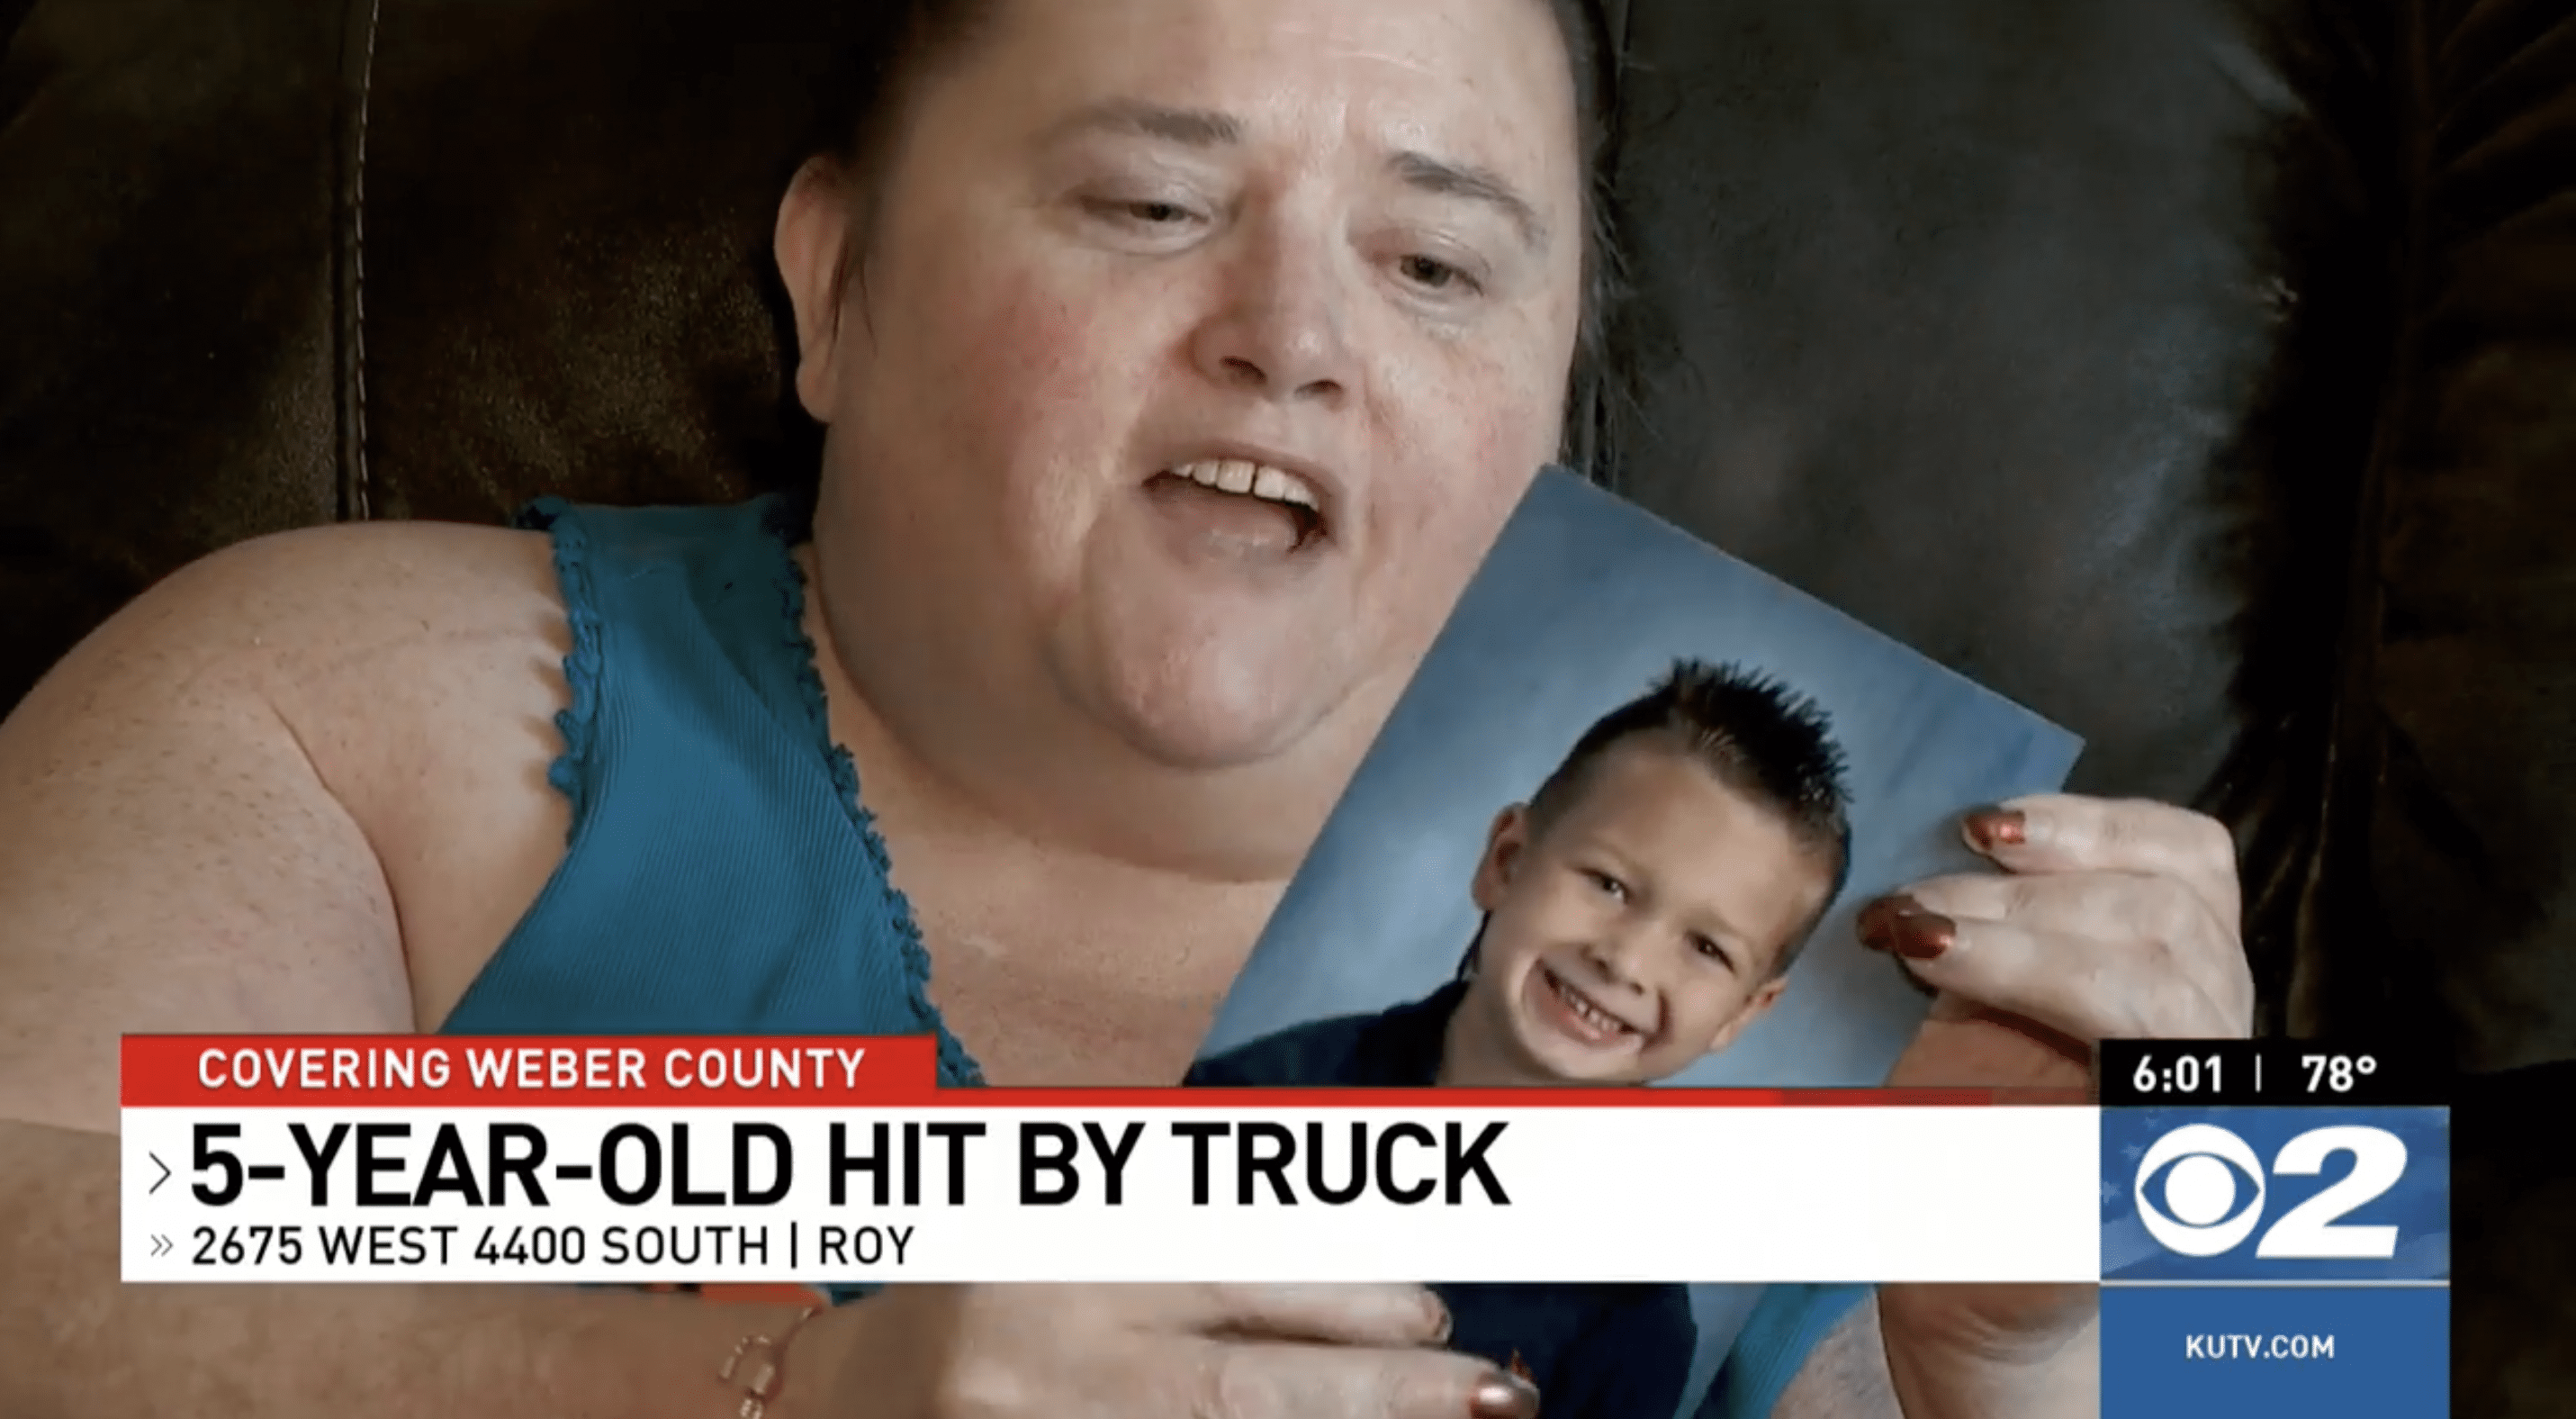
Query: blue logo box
[[2103, 1286, 2448, 1419], [2101, 1107, 2449, 1284]]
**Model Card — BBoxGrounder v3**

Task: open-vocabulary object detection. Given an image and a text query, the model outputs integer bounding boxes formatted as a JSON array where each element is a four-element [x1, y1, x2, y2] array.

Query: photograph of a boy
[[1186, 659, 1851, 1419]]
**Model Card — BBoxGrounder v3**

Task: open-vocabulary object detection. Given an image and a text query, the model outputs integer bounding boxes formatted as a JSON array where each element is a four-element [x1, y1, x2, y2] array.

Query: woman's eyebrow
[[1043, 98, 1550, 255], [1389, 149, 1550, 255], [1047, 98, 1244, 149]]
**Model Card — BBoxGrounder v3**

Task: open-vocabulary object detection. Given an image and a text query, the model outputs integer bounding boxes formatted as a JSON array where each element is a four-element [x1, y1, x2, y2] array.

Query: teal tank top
[[437, 495, 982, 1089]]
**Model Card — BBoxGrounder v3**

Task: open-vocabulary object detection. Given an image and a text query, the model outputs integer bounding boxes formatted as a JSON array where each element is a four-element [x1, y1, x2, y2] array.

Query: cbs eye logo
[[2133, 1124, 2407, 1261]]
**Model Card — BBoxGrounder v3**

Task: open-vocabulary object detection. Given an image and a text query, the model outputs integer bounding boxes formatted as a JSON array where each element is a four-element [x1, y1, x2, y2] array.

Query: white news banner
[[121, 1105, 2101, 1285], [119, 1035, 2102, 1284]]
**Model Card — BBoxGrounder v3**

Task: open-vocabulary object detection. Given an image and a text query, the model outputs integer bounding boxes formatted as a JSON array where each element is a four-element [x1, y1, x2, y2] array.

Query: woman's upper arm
[[0, 530, 419, 1135]]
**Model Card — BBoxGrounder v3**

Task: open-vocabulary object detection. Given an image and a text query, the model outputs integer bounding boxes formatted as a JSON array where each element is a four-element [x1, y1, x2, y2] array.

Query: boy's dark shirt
[[1185, 981, 1699, 1419]]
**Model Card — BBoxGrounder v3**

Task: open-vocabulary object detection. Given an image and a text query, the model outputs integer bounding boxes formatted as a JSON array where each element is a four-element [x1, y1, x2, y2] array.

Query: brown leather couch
[[3, 0, 2569, 1410]]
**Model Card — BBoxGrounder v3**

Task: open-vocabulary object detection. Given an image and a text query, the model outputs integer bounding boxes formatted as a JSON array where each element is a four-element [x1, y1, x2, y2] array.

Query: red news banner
[[122, 1035, 2101, 1286]]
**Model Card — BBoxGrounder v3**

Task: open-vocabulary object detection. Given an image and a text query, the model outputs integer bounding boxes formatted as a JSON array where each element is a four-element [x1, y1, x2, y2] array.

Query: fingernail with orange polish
[[1963, 807, 2027, 850], [1890, 910, 1956, 961], [1471, 1369, 1542, 1419], [1857, 895, 1923, 952]]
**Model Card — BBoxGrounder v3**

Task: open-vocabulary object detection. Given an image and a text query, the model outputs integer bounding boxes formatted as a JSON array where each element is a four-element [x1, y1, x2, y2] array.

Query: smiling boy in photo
[[1187, 658, 1854, 1419]]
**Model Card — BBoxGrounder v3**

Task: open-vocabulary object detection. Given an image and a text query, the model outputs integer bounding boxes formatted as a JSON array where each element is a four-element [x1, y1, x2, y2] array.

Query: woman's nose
[[1187, 223, 1356, 405]]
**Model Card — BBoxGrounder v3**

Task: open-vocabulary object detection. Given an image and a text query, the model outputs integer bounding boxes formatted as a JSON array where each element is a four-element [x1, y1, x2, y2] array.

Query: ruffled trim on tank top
[[514, 497, 604, 839], [760, 498, 988, 1089]]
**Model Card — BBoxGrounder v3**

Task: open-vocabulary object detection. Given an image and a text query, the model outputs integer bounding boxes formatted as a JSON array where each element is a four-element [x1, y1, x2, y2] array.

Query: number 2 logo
[[2132, 1124, 2406, 1260]]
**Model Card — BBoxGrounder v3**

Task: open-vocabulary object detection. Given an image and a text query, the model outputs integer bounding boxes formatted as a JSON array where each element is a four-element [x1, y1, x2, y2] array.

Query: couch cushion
[[1598, 0, 2378, 1023], [0, 0, 344, 700], [2314, 0, 2576, 1074]]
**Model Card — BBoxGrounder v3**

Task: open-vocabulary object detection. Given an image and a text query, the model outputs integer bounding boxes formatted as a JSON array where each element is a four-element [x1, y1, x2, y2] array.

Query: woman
[[0, 0, 2248, 1415]]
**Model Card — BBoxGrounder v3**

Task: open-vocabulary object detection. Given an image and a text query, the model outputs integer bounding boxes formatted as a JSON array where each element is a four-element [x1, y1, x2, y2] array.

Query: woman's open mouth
[[1147, 459, 1329, 553]]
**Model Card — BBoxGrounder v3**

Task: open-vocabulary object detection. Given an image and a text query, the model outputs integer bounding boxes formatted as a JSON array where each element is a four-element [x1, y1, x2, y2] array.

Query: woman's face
[[789, 0, 1585, 773]]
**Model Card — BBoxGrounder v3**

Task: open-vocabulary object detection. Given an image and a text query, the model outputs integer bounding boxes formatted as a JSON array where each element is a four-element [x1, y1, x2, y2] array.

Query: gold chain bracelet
[[719, 1305, 823, 1419]]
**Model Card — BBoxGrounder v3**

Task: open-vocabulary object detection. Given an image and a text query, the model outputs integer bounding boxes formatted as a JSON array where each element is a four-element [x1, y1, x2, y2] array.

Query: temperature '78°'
[[2301, 1055, 2378, 1095]]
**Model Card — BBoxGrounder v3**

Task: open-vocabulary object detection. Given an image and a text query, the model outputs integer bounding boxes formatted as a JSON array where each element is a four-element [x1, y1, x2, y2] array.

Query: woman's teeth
[[1169, 458, 1320, 511]]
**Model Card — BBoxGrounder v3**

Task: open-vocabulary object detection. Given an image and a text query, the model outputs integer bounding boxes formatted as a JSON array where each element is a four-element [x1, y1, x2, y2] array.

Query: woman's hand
[[1870, 793, 2252, 1060], [1860, 793, 2255, 1415], [800, 1282, 1542, 1419]]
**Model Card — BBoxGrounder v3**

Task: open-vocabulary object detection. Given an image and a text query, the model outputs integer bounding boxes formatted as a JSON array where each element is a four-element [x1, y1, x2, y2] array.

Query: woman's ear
[[775, 157, 859, 422]]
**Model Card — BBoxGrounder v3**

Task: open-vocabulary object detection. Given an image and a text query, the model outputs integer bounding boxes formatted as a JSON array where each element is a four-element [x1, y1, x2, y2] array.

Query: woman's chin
[[1063, 631, 1385, 775], [1092, 679, 1343, 773]]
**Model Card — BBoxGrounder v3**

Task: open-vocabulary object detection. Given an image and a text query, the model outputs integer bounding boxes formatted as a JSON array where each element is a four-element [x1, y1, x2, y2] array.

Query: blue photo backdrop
[[1204, 469, 2081, 1085], [1193, 470, 2086, 1416]]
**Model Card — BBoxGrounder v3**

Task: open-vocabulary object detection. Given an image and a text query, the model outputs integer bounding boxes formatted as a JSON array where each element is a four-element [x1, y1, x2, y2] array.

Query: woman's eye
[[1398, 254, 1474, 292], [1588, 871, 1626, 900], [1084, 197, 1198, 230]]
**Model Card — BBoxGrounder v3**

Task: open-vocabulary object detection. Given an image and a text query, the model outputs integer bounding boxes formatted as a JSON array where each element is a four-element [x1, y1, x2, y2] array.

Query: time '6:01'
[[2132, 1053, 2224, 1093]]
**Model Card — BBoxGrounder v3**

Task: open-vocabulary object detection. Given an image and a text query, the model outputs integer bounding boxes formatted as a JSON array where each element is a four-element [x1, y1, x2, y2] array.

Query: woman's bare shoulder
[[0, 519, 579, 1125], [10, 518, 572, 800], [64, 518, 563, 673], [170, 520, 580, 1017]]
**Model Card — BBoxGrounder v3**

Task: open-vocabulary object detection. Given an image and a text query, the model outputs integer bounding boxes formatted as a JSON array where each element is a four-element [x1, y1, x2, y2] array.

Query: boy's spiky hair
[[1464, 660, 1854, 977]]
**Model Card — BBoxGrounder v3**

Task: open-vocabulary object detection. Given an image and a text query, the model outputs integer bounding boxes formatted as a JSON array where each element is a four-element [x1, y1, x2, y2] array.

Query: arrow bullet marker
[[149, 1152, 171, 1195], [149, 1234, 172, 1257]]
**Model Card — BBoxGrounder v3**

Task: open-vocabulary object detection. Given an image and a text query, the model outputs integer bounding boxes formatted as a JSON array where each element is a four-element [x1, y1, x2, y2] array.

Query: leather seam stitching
[[351, 0, 382, 520]]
